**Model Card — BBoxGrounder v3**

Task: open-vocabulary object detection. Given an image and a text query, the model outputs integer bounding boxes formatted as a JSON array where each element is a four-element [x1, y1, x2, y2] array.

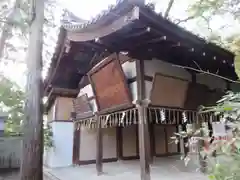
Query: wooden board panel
[[166, 126, 178, 153], [73, 94, 93, 119], [89, 54, 132, 111], [205, 91, 224, 106], [154, 125, 166, 155], [150, 74, 189, 108], [122, 125, 137, 157], [184, 83, 209, 109]]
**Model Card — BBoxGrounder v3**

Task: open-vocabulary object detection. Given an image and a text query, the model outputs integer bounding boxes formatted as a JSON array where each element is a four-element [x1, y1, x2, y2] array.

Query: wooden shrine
[[43, 1, 239, 180]]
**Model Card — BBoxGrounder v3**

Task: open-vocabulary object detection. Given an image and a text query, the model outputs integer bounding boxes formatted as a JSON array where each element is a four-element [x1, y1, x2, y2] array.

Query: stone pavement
[[1, 157, 207, 180], [45, 156, 208, 180]]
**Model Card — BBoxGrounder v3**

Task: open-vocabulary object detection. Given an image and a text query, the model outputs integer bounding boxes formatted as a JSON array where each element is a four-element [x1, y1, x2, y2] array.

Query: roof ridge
[[62, 0, 130, 31], [61, 9, 87, 25]]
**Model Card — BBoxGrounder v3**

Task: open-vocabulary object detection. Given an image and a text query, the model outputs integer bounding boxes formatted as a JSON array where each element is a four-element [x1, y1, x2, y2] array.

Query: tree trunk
[[20, 0, 44, 179]]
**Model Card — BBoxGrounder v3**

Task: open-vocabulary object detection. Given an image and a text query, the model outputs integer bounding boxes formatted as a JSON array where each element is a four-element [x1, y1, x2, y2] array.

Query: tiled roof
[[62, 0, 132, 32]]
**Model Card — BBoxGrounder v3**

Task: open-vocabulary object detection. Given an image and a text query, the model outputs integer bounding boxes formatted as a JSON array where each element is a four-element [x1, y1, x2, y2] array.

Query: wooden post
[[96, 115, 103, 175], [72, 123, 80, 165], [182, 123, 188, 156], [20, 0, 44, 179], [199, 120, 207, 173], [194, 115, 207, 173], [178, 125, 185, 154], [116, 127, 123, 160], [136, 59, 151, 180], [137, 102, 151, 180]]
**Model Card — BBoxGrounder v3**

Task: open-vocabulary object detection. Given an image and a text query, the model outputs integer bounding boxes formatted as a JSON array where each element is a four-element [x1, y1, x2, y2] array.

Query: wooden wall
[[46, 97, 74, 121], [154, 125, 179, 156], [122, 125, 138, 158], [56, 97, 74, 120], [78, 127, 117, 164]]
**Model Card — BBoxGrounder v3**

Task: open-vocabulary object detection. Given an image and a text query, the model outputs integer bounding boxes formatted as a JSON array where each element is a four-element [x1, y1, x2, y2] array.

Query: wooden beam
[[136, 59, 151, 180], [96, 114, 103, 175]]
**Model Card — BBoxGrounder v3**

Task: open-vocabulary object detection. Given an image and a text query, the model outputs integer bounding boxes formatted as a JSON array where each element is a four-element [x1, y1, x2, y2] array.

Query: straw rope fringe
[[73, 107, 218, 129]]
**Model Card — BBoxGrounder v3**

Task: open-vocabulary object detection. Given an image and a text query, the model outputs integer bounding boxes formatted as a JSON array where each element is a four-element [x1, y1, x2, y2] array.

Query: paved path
[[0, 157, 207, 180], [45, 157, 208, 180]]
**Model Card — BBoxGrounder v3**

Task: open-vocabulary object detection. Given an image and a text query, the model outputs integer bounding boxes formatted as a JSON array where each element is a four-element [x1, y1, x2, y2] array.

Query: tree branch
[[175, 16, 195, 25], [174, 0, 205, 25], [164, 0, 175, 18], [172, 64, 240, 84]]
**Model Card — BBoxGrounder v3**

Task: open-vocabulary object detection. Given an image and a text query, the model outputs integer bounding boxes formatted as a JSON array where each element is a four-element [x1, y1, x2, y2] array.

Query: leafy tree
[[0, 0, 61, 179], [173, 93, 240, 180], [188, 0, 240, 22], [44, 123, 54, 150], [0, 74, 24, 134], [186, 0, 240, 77]]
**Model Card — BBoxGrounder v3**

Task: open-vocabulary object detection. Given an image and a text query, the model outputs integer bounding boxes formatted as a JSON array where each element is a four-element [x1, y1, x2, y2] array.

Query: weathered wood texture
[[20, 0, 44, 179], [96, 115, 103, 175], [72, 124, 80, 164], [136, 60, 151, 180], [184, 83, 224, 109], [89, 54, 132, 111], [150, 74, 189, 108], [73, 94, 93, 119]]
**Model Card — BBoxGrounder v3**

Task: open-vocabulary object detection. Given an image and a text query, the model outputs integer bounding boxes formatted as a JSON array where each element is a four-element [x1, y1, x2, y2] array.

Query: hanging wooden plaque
[[88, 53, 132, 111], [73, 94, 93, 119], [184, 83, 209, 110], [150, 73, 189, 108]]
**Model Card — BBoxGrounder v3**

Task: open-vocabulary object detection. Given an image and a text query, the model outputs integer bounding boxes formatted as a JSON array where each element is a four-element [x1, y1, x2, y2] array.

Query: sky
[[3, 0, 240, 87]]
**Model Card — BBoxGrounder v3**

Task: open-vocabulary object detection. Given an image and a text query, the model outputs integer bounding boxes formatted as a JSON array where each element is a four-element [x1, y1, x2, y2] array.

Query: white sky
[[3, 0, 240, 86]]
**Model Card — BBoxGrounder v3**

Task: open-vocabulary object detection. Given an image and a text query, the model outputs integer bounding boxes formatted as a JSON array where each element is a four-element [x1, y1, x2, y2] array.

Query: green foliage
[[0, 74, 54, 148], [201, 92, 240, 180], [0, 0, 63, 76], [188, 0, 240, 21], [186, 0, 240, 79], [173, 92, 240, 180], [0, 75, 24, 134], [44, 123, 54, 150]]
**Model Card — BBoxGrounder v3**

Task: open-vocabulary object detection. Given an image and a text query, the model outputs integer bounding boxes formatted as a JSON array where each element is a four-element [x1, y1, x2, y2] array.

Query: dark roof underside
[[45, 1, 237, 98]]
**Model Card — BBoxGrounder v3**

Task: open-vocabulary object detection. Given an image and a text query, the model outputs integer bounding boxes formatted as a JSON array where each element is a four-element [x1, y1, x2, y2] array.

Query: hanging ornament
[[160, 109, 166, 122], [121, 112, 126, 125], [182, 111, 187, 123]]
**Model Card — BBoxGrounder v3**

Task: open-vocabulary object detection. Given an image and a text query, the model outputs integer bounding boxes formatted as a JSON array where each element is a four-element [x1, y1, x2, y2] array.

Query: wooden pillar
[[182, 123, 188, 156], [116, 127, 123, 160], [178, 125, 185, 154], [136, 59, 151, 180], [96, 114, 103, 175], [72, 123, 80, 165], [199, 120, 207, 173]]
